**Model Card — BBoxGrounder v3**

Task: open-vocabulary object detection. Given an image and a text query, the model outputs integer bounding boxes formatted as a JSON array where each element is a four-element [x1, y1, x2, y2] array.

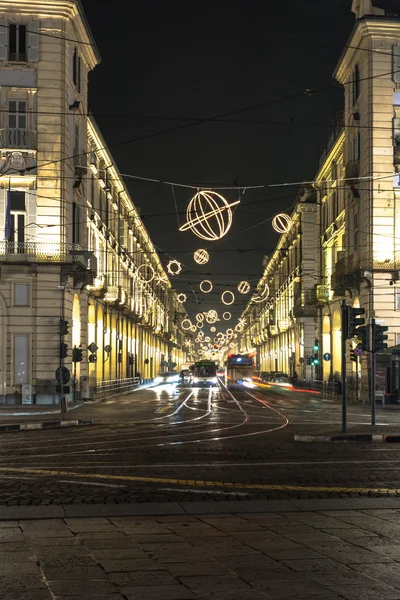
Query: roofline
[[333, 15, 400, 80], [74, 0, 101, 63]]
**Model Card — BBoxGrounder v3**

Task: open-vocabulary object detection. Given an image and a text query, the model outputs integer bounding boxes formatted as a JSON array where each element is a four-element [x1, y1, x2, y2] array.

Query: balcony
[[0, 241, 91, 265], [0, 128, 37, 150], [293, 289, 318, 317], [345, 159, 360, 183], [73, 152, 87, 178], [316, 285, 330, 302]]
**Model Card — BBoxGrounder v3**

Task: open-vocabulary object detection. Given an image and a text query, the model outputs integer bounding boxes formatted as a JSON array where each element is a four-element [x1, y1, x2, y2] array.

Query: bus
[[192, 360, 218, 387], [226, 354, 255, 384]]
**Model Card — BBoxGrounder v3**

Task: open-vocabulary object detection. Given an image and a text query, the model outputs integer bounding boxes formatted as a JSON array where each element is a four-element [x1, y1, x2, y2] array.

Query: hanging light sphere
[[196, 312, 205, 322], [137, 264, 155, 283], [177, 293, 187, 303], [272, 213, 292, 234], [167, 260, 182, 276], [221, 291, 235, 306], [194, 248, 209, 265], [196, 322, 203, 329], [206, 309, 218, 324], [179, 191, 240, 241], [238, 281, 250, 294], [226, 328, 234, 337], [205, 336, 211, 342], [190, 325, 196, 332], [200, 280, 213, 293], [181, 318, 192, 331], [223, 312, 231, 321], [210, 326, 216, 332], [253, 283, 270, 303]]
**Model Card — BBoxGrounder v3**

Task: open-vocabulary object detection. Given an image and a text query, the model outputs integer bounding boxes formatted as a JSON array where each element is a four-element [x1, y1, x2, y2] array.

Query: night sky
[[81, 0, 354, 323]]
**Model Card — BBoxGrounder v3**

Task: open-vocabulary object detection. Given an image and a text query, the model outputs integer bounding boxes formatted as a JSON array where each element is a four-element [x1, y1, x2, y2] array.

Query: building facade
[[0, 0, 190, 404], [240, 0, 400, 401]]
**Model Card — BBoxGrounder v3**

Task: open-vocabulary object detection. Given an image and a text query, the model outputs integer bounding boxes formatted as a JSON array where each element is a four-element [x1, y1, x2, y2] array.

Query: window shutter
[[394, 46, 400, 83], [27, 21, 39, 62], [0, 187, 5, 240], [0, 20, 8, 60], [77, 55, 81, 92]]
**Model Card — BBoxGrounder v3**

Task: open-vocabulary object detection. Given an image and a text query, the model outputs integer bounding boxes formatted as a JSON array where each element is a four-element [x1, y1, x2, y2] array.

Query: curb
[[0, 419, 94, 433], [3, 497, 400, 519], [0, 403, 83, 417], [294, 433, 400, 443]]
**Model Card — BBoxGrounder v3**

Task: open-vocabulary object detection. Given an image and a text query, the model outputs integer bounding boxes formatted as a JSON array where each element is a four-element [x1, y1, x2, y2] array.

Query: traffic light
[[60, 318, 70, 336], [72, 347, 83, 363], [312, 354, 319, 366], [347, 307, 365, 339], [355, 325, 368, 352], [350, 347, 357, 363], [306, 356, 312, 365], [88, 353, 97, 363], [373, 323, 388, 352], [313, 339, 319, 351], [60, 343, 69, 359]]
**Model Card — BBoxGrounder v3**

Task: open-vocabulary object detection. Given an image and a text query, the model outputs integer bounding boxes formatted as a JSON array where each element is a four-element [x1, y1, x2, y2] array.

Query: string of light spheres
[[194, 248, 209, 265], [272, 213, 292, 234]]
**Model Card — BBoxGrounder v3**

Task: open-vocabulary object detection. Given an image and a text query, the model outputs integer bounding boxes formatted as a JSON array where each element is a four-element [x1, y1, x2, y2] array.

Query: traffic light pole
[[341, 299, 347, 433], [371, 319, 376, 426]]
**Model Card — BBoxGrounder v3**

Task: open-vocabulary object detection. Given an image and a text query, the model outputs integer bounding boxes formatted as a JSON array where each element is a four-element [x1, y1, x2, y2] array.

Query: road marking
[[58, 479, 126, 488], [0, 465, 398, 495], [158, 488, 248, 496]]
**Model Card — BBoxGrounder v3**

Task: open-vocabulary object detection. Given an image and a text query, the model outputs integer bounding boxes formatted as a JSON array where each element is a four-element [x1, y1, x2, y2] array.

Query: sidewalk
[[3, 500, 400, 599]]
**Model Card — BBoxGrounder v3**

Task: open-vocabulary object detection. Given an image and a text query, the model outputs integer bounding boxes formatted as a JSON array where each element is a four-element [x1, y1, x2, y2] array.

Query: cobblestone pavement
[[3, 508, 400, 599], [0, 383, 400, 505]]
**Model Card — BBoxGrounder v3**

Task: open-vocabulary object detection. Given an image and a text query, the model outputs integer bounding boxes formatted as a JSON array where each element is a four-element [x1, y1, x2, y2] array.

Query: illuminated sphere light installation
[[205, 336, 211, 343], [226, 328, 234, 337], [181, 318, 192, 331], [177, 293, 187, 303], [253, 283, 270, 304], [190, 325, 196, 332], [221, 290, 235, 306], [194, 248, 209, 265], [272, 213, 292, 234], [179, 191, 240, 241], [137, 264, 155, 283], [223, 312, 231, 321], [167, 260, 182, 276], [238, 281, 250, 294], [196, 312, 205, 322], [210, 326, 216, 332], [196, 322, 203, 329], [206, 310, 218, 324], [200, 280, 213, 293]]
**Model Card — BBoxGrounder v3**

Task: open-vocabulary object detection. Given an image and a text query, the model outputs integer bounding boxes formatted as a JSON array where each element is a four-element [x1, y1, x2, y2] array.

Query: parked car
[[154, 371, 180, 384]]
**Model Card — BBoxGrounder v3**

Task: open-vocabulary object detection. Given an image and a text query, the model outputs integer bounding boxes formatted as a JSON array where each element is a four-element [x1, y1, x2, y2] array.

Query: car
[[154, 371, 180, 384]]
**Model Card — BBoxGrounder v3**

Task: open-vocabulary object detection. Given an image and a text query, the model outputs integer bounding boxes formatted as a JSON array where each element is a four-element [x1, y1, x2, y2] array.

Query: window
[[14, 283, 29, 306], [9, 191, 25, 211], [9, 24, 26, 61], [8, 100, 27, 129], [396, 289, 400, 310], [72, 202, 81, 244], [353, 211, 358, 251], [7, 191, 26, 251], [351, 64, 360, 106], [14, 334, 29, 384], [72, 47, 81, 93]]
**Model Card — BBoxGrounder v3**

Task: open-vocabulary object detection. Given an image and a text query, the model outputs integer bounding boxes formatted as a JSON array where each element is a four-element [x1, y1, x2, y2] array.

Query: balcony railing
[[0, 128, 37, 150], [0, 242, 87, 266], [8, 52, 27, 62]]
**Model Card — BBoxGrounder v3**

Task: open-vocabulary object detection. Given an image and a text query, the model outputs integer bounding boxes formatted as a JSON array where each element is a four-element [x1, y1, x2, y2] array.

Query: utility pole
[[341, 299, 348, 433], [371, 319, 377, 426]]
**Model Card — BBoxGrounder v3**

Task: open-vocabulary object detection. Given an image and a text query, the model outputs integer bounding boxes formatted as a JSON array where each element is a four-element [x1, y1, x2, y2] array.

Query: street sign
[[56, 366, 70, 385], [354, 346, 365, 356], [323, 353, 331, 361], [87, 342, 98, 354], [299, 357, 305, 364]]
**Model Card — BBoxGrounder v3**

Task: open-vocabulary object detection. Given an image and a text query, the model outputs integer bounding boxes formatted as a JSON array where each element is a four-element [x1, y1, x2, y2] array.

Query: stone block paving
[[4, 510, 400, 598]]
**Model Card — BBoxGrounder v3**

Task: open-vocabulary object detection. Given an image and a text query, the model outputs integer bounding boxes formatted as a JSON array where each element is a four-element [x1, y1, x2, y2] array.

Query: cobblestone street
[[3, 507, 400, 599]]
